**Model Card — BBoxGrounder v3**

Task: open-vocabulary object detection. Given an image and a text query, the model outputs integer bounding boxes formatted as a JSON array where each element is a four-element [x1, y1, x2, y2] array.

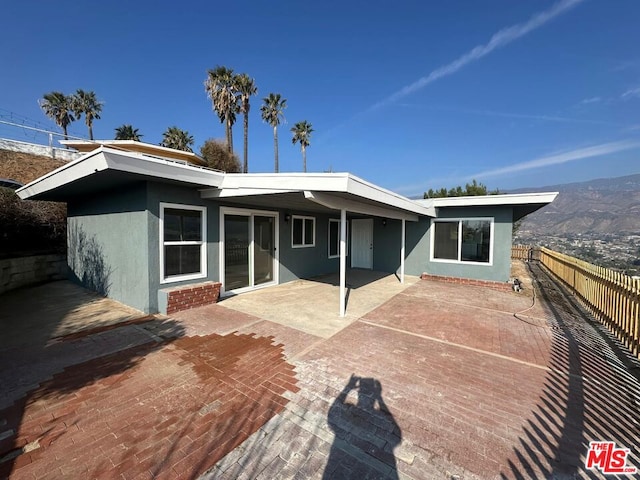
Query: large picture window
[[328, 219, 348, 258], [432, 218, 493, 264], [160, 203, 206, 282], [292, 215, 315, 248]]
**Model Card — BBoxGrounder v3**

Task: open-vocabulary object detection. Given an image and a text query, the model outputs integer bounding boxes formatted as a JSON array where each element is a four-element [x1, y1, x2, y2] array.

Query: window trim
[[328, 218, 349, 259], [160, 202, 207, 284], [430, 217, 494, 266], [291, 215, 316, 248]]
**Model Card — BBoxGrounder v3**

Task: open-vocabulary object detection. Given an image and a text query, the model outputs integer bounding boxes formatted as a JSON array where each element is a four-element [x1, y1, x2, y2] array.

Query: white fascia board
[[16, 146, 224, 200], [217, 173, 435, 217], [201, 187, 297, 198], [417, 192, 559, 208], [17, 148, 108, 199], [304, 191, 419, 221], [346, 175, 436, 217], [102, 149, 223, 186], [219, 173, 350, 191]]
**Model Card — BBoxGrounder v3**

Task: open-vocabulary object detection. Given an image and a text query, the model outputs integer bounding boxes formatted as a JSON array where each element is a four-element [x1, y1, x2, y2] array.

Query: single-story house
[[16, 141, 557, 316]]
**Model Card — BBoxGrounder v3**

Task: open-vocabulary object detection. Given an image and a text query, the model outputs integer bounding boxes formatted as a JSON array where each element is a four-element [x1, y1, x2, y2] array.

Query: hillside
[[512, 173, 640, 236], [0, 149, 67, 257], [0, 149, 66, 185]]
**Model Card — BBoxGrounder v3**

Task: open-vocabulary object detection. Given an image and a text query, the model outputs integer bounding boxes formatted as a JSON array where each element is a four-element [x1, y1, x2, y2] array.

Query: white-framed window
[[328, 219, 348, 258], [160, 203, 207, 283], [292, 215, 315, 248], [430, 218, 493, 265]]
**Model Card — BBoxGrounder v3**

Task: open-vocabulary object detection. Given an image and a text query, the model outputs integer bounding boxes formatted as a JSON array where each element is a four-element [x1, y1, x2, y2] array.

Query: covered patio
[[204, 173, 435, 317], [218, 269, 420, 338]]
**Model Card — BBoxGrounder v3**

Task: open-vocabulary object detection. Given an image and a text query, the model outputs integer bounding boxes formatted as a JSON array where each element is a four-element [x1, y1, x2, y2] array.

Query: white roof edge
[[418, 191, 559, 208], [17, 146, 224, 199], [218, 172, 435, 216], [16, 147, 107, 199]]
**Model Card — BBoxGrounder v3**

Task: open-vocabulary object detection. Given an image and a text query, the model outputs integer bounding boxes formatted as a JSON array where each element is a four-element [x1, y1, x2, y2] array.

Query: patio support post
[[400, 219, 405, 284], [339, 208, 347, 317]]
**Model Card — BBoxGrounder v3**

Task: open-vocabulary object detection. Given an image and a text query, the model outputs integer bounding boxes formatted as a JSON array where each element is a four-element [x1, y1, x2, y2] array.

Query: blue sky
[[2, 0, 640, 195]]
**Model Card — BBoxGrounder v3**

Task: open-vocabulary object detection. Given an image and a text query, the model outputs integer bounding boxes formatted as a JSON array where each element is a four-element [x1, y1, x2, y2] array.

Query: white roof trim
[[201, 187, 298, 198], [417, 192, 559, 208], [216, 173, 435, 217], [304, 191, 419, 221], [16, 146, 224, 199]]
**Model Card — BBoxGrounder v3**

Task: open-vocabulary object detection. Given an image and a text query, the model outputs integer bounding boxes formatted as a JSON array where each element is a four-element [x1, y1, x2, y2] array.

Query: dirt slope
[[0, 149, 67, 185]]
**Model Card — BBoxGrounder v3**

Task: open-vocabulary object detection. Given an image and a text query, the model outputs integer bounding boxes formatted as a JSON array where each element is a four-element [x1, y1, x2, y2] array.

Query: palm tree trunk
[[274, 126, 279, 173], [225, 116, 232, 153], [88, 123, 94, 141], [243, 113, 249, 173], [302, 146, 307, 173], [63, 125, 68, 141]]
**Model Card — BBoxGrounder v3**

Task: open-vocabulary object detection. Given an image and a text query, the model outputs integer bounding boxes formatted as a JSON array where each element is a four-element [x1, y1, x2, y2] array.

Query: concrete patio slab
[[218, 270, 420, 339]]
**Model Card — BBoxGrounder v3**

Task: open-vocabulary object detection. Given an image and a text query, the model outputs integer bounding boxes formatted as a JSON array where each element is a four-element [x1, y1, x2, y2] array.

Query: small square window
[[292, 215, 315, 248]]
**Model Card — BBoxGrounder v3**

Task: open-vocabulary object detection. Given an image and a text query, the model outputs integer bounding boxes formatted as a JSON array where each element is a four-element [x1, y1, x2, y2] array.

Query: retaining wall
[[0, 254, 67, 295], [0, 138, 80, 162]]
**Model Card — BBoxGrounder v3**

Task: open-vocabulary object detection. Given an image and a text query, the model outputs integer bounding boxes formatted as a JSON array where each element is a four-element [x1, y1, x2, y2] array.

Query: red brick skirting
[[165, 281, 222, 314], [420, 273, 513, 292]]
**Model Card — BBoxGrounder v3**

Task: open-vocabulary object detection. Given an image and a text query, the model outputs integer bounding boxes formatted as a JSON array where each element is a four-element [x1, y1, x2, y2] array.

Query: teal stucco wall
[[278, 210, 343, 283], [146, 182, 220, 313], [67, 182, 151, 312], [414, 206, 514, 282]]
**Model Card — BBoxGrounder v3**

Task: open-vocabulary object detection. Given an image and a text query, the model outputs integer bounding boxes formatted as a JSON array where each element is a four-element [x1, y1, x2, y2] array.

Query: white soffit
[[304, 191, 419, 221]]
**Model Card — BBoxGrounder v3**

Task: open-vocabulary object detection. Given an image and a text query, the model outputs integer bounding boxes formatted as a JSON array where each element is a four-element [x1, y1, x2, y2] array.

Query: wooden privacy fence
[[512, 245, 531, 260], [513, 245, 640, 360]]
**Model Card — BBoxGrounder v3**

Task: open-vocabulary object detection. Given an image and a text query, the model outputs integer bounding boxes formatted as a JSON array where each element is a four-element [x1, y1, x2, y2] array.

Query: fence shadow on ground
[[502, 262, 640, 478]]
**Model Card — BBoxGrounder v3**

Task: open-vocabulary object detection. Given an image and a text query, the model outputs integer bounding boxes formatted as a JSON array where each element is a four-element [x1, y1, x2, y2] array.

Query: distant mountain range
[[510, 173, 640, 235]]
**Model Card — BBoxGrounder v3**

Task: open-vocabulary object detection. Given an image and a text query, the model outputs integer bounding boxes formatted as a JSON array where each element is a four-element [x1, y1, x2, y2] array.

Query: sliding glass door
[[224, 215, 250, 290], [221, 209, 278, 294], [253, 215, 275, 286]]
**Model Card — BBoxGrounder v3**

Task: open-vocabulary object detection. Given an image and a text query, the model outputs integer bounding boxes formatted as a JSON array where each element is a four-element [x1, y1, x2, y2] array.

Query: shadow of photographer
[[323, 374, 401, 479]]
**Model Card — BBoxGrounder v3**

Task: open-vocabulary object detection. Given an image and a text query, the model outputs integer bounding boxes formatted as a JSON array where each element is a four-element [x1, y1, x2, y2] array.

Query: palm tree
[[39, 92, 75, 140], [160, 126, 194, 152], [235, 73, 257, 173], [114, 124, 143, 141], [291, 120, 313, 173], [72, 89, 103, 140], [260, 93, 287, 173], [204, 66, 238, 153]]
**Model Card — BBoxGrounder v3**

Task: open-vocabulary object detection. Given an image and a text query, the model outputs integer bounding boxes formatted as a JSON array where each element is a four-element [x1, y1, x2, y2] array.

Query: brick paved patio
[[1, 263, 639, 479]]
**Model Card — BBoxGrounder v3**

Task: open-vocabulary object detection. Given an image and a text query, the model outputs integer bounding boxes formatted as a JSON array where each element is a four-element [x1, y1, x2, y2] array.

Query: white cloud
[[367, 0, 584, 112], [621, 87, 640, 100], [470, 140, 640, 179], [394, 140, 640, 195], [580, 96, 601, 105], [397, 104, 617, 126]]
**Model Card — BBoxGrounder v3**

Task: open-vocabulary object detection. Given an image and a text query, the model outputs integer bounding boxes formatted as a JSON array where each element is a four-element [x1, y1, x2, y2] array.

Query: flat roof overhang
[[200, 173, 436, 221], [16, 147, 224, 201], [417, 192, 559, 221]]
